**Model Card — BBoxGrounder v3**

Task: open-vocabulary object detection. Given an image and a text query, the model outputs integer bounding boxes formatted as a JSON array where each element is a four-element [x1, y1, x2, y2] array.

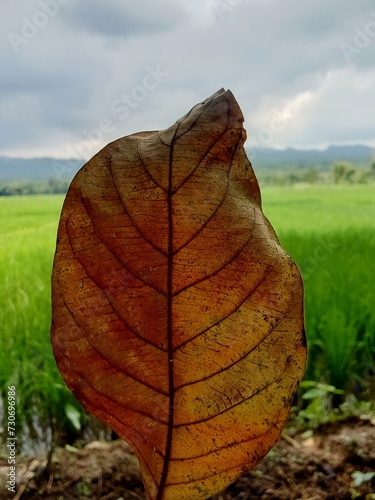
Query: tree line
[[1, 161, 375, 195], [258, 161, 375, 186], [0, 178, 70, 196]]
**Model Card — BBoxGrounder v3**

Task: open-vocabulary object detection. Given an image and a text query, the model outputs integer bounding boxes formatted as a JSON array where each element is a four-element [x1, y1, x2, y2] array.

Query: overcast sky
[[1, 0, 375, 160]]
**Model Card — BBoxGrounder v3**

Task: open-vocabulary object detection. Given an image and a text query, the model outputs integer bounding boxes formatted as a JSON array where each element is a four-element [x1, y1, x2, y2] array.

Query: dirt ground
[[1, 415, 374, 500]]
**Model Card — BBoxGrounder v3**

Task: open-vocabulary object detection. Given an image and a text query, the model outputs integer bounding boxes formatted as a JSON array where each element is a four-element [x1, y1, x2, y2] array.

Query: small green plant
[[74, 480, 92, 498], [351, 471, 375, 487], [292, 383, 375, 432], [350, 471, 375, 499], [301, 381, 344, 401], [339, 394, 375, 418], [294, 381, 344, 428]]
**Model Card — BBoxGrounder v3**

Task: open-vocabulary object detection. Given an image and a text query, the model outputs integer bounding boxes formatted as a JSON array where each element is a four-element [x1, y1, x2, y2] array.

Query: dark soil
[[1, 416, 374, 499]]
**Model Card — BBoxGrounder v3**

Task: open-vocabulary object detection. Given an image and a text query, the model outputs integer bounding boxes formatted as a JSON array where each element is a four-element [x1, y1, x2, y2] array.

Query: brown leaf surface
[[51, 88, 306, 500]]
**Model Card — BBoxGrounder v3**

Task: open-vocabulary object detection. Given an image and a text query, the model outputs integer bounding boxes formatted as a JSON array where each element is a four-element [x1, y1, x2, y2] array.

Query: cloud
[[62, 0, 184, 37], [1, 0, 375, 157]]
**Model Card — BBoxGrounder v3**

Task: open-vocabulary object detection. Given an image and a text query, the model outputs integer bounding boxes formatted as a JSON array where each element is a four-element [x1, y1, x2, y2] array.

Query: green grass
[[0, 195, 62, 388], [261, 184, 375, 394], [0, 185, 374, 452], [0, 195, 83, 454], [261, 184, 375, 233]]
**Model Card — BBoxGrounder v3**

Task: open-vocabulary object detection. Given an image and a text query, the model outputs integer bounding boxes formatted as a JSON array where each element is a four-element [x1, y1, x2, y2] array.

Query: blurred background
[[0, 0, 374, 481]]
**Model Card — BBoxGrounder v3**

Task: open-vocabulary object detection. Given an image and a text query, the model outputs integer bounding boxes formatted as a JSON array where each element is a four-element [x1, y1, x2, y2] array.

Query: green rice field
[[263, 185, 375, 393], [0, 184, 374, 451]]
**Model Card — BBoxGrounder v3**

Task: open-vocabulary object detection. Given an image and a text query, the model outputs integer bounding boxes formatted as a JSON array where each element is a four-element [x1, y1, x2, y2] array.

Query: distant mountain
[[0, 145, 374, 181], [248, 145, 374, 170], [0, 157, 82, 181]]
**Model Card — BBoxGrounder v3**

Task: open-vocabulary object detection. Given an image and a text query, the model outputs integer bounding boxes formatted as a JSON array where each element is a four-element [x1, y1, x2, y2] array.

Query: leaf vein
[[173, 259, 277, 352], [108, 158, 169, 256]]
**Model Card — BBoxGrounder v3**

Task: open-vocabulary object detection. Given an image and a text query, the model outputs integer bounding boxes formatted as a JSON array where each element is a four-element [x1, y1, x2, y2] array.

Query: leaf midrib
[[157, 125, 177, 500], [157, 98, 234, 498]]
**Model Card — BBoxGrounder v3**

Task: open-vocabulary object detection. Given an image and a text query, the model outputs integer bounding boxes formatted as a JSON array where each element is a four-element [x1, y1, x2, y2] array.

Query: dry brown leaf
[[51, 88, 306, 500]]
